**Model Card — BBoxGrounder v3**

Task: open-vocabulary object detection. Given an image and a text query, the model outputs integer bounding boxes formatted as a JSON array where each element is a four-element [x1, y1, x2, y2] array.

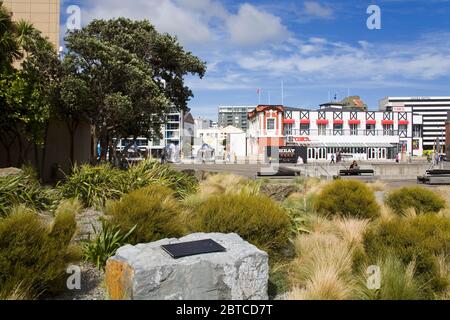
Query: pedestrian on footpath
[[330, 154, 335, 164]]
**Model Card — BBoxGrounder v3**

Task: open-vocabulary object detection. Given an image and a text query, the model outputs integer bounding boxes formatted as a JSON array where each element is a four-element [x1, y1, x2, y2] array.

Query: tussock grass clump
[[106, 185, 185, 245], [368, 180, 386, 192], [0, 173, 59, 217], [312, 179, 380, 219], [385, 186, 446, 216], [183, 173, 260, 207], [0, 205, 78, 299], [288, 232, 357, 300], [188, 193, 291, 259], [128, 160, 198, 199], [363, 215, 450, 298], [358, 255, 422, 300]]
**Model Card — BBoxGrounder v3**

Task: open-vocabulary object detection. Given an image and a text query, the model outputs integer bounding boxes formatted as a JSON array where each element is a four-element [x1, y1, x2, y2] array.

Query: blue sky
[[60, 0, 450, 120]]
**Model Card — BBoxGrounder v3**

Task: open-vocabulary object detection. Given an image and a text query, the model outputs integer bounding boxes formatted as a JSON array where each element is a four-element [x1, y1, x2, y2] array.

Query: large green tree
[[0, 0, 61, 174], [64, 18, 206, 162]]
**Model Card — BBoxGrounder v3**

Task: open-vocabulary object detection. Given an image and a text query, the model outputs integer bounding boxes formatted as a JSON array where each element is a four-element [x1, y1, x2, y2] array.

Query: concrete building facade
[[3, 0, 60, 50], [380, 97, 450, 151], [218, 106, 255, 130]]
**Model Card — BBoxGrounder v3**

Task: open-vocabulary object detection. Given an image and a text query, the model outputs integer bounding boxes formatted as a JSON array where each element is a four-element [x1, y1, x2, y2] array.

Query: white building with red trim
[[247, 104, 423, 162]]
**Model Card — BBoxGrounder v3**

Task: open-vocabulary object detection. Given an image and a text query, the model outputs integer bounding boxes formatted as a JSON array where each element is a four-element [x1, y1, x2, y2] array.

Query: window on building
[[318, 124, 327, 136], [383, 124, 393, 136], [267, 118, 275, 130], [300, 124, 310, 135], [166, 123, 179, 130], [350, 124, 358, 136], [413, 125, 422, 138], [398, 125, 407, 138], [167, 115, 180, 122], [284, 124, 293, 135], [366, 124, 376, 136], [333, 124, 343, 136]]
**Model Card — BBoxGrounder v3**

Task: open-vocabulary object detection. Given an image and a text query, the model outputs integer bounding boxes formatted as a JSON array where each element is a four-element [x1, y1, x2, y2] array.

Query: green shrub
[[106, 185, 185, 244], [0, 206, 79, 299], [128, 160, 198, 199], [0, 173, 59, 217], [83, 221, 136, 270], [58, 164, 127, 208], [58, 161, 198, 208], [385, 186, 446, 216], [363, 215, 450, 298], [188, 193, 292, 259], [312, 179, 380, 219]]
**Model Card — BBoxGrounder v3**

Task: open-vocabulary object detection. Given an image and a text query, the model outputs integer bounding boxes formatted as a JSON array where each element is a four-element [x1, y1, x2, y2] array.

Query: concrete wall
[[0, 120, 91, 182]]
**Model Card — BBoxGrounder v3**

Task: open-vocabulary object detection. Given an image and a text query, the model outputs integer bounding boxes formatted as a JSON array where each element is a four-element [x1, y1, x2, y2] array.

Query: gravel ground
[[49, 262, 106, 300]]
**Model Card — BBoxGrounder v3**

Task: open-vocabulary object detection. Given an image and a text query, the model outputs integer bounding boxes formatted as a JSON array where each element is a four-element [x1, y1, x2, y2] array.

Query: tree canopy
[[63, 18, 207, 161], [1, 12, 207, 175]]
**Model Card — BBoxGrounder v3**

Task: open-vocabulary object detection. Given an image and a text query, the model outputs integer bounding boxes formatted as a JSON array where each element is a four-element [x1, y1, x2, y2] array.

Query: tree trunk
[[39, 124, 50, 183], [34, 142, 40, 178], [68, 120, 79, 166]]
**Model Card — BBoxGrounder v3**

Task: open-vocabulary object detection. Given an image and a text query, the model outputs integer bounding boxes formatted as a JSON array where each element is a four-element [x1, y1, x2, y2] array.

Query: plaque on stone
[[161, 239, 226, 259]]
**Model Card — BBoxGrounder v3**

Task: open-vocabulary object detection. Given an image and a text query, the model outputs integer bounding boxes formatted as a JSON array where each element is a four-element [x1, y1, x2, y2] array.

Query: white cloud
[[303, 1, 334, 19], [233, 35, 450, 83], [82, 0, 218, 45], [226, 4, 289, 46]]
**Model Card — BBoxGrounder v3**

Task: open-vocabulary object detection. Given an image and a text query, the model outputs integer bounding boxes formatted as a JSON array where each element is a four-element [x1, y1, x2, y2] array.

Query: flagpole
[[281, 80, 284, 106]]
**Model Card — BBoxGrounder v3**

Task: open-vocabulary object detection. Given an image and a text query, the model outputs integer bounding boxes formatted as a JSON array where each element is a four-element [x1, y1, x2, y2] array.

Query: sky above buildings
[[60, 0, 450, 119]]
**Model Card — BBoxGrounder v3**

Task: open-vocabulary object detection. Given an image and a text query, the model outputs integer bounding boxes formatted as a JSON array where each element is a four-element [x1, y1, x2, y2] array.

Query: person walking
[[330, 154, 335, 164]]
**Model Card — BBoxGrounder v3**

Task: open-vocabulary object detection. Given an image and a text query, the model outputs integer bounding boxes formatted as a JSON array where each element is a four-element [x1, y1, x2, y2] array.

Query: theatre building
[[247, 104, 423, 163]]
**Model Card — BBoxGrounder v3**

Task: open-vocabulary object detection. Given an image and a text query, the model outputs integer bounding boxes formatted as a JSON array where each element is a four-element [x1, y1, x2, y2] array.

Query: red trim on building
[[316, 119, 329, 125], [382, 120, 394, 125], [300, 119, 311, 124], [366, 120, 376, 125], [283, 119, 295, 124], [348, 120, 361, 125], [333, 120, 344, 125], [398, 120, 409, 125]]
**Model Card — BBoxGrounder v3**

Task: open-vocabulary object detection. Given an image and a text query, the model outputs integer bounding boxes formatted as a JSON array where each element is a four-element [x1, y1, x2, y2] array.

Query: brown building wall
[[3, 0, 60, 50], [0, 120, 91, 182], [446, 122, 450, 159]]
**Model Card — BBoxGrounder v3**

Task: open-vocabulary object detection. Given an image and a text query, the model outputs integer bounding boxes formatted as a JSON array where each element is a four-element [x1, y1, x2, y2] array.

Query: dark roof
[[320, 102, 345, 107], [319, 106, 364, 112], [283, 106, 309, 112], [183, 112, 195, 124]]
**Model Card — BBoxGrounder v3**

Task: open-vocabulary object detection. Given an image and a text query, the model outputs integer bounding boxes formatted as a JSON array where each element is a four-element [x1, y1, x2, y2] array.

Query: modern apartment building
[[218, 106, 256, 130], [118, 108, 195, 159], [3, 0, 60, 50], [247, 104, 423, 162], [380, 97, 450, 151]]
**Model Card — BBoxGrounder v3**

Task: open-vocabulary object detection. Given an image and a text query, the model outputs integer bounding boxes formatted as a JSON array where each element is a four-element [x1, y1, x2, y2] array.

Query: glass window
[[284, 124, 293, 135], [333, 124, 343, 135], [267, 119, 275, 130], [318, 125, 326, 135], [383, 125, 393, 136]]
